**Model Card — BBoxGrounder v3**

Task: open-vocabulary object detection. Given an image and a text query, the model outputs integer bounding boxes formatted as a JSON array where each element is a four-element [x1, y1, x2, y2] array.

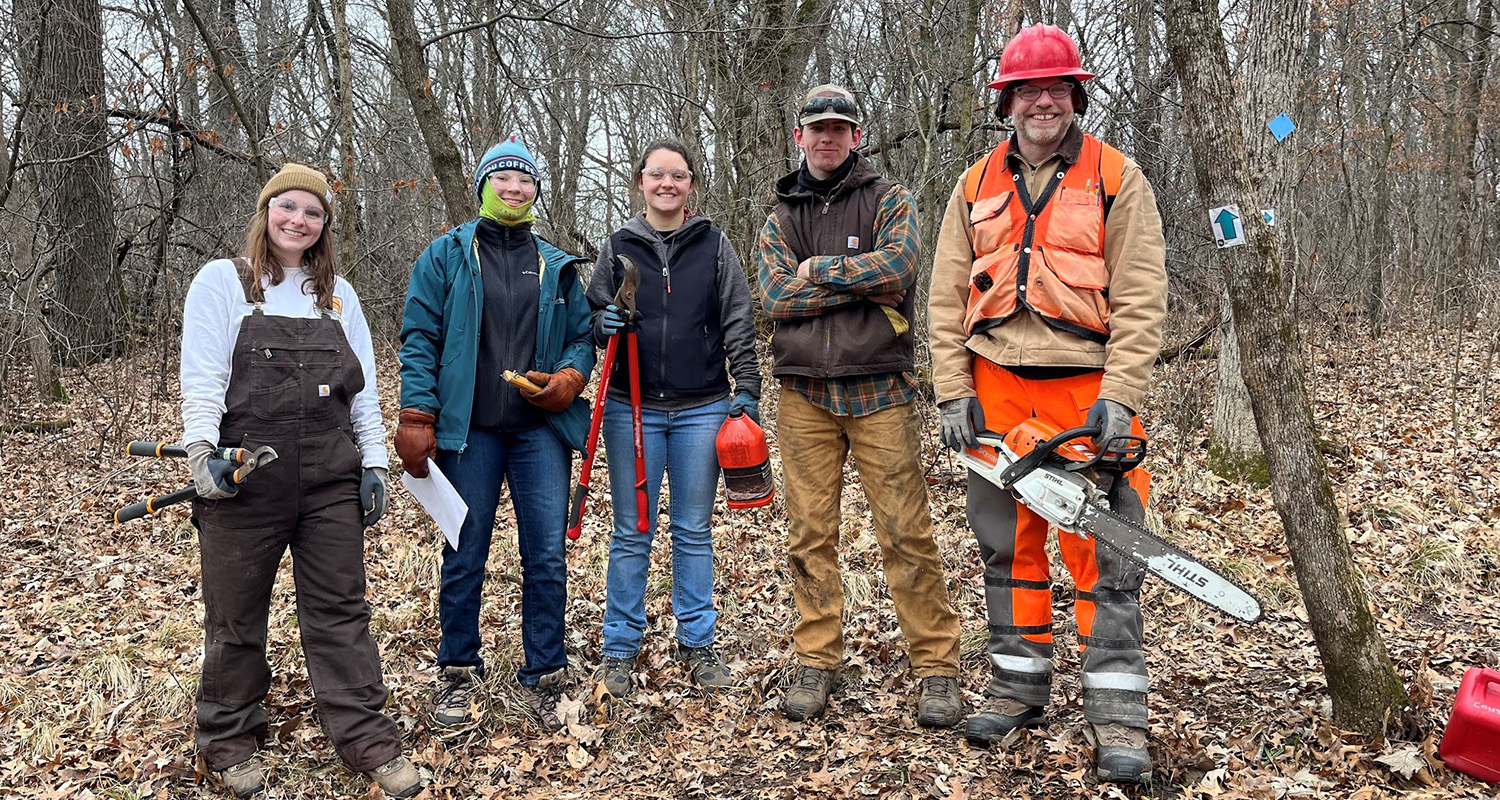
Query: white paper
[[400, 459, 468, 550]]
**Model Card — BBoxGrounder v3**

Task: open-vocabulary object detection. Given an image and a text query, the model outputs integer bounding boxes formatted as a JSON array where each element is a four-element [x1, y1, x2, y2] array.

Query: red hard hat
[[987, 25, 1095, 90]]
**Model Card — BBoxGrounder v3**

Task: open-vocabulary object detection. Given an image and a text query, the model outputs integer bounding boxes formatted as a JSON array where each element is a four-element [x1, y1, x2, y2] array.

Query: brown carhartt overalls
[[192, 274, 399, 772]]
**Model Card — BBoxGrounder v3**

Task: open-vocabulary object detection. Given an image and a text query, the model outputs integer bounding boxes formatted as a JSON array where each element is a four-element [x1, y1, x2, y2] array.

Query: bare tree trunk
[[1164, 0, 1408, 737], [1208, 293, 1264, 483], [16, 0, 125, 364], [330, 0, 360, 280], [386, 0, 472, 228]]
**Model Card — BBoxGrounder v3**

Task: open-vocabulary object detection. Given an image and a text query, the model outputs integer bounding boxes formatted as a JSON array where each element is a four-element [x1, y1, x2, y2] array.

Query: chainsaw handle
[[998, 425, 1147, 488], [997, 425, 1092, 487]]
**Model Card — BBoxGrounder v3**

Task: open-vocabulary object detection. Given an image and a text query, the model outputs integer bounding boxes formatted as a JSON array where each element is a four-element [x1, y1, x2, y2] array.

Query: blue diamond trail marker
[[1268, 112, 1296, 142]]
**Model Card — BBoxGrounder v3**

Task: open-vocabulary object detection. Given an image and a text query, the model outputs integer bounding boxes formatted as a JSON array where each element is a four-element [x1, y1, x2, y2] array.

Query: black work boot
[[964, 697, 1044, 747], [599, 655, 636, 699], [215, 754, 265, 798], [432, 665, 481, 728], [1094, 722, 1152, 783], [781, 666, 837, 721], [915, 675, 964, 728]]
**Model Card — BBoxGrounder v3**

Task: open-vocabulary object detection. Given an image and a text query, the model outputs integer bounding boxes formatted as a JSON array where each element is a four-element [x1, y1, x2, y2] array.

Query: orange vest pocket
[[1043, 186, 1103, 254]]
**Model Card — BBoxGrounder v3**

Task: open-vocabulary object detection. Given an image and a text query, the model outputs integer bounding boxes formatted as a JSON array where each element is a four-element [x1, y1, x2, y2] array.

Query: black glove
[[938, 397, 985, 452], [187, 441, 238, 500], [361, 467, 388, 527], [1085, 398, 1135, 461]]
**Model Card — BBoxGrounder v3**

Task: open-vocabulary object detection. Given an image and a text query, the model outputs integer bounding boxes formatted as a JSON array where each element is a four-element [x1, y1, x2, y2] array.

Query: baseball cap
[[798, 84, 861, 127]]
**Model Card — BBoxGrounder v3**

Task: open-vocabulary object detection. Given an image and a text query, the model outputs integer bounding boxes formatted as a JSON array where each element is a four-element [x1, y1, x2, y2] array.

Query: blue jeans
[[435, 425, 570, 685], [601, 396, 729, 658]]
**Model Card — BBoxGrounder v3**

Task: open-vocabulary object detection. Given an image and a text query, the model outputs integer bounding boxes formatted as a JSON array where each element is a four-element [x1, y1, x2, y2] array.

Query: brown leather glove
[[394, 408, 437, 477], [523, 367, 585, 413]]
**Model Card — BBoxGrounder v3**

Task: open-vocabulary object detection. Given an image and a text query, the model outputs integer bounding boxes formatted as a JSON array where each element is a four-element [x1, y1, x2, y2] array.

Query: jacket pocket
[[963, 246, 1022, 335], [1042, 186, 1103, 254], [969, 191, 1015, 258]]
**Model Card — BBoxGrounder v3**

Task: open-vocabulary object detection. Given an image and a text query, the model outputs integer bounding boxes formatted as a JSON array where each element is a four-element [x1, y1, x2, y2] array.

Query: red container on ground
[[1440, 667, 1500, 783]]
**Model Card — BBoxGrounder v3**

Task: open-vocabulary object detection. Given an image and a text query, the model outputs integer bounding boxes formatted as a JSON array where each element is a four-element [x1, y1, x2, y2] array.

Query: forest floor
[[2, 321, 1499, 799]]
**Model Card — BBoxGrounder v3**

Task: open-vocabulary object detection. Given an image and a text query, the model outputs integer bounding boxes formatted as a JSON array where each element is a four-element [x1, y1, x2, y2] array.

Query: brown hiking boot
[[1094, 722, 1152, 784], [781, 666, 837, 721], [678, 644, 734, 690], [520, 668, 567, 732], [964, 697, 1044, 747], [215, 754, 265, 798], [432, 665, 481, 728], [365, 754, 424, 798], [915, 675, 963, 728]]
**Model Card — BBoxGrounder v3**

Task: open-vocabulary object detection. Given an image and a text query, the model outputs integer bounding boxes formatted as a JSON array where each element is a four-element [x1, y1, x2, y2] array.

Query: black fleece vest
[[607, 223, 729, 400], [770, 159, 916, 379]]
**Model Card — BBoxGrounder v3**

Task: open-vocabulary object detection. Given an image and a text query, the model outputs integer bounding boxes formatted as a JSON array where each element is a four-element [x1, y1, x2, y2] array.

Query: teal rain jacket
[[399, 219, 595, 452]]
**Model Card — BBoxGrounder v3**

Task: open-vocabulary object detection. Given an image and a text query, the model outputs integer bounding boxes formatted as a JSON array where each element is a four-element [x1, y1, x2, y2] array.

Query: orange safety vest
[[962, 135, 1125, 343]]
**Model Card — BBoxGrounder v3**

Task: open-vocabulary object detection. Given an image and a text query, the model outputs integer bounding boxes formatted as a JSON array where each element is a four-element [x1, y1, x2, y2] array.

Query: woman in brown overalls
[[178, 164, 422, 798]]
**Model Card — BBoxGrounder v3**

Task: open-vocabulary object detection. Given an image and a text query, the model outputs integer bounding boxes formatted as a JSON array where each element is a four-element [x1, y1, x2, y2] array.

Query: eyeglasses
[[490, 171, 537, 187], [641, 167, 693, 183], [800, 95, 859, 118], [270, 197, 326, 223], [1012, 83, 1075, 102]]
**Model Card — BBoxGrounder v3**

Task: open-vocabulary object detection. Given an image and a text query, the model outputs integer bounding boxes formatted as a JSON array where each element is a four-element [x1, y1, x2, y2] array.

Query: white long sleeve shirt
[[180, 259, 389, 469]]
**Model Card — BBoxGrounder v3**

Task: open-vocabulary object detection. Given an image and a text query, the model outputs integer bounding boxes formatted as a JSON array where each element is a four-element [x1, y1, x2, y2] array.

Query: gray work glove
[[938, 397, 985, 452], [361, 467, 388, 527], [187, 440, 238, 500], [1085, 398, 1136, 462]]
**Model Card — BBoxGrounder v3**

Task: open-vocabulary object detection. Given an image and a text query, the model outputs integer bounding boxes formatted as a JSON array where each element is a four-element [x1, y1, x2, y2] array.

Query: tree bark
[[386, 0, 472, 228], [330, 0, 360, 280], [16, 0, 125, 364], [1164, 0, 1408, 737], [1208, 292, 1265, 484]]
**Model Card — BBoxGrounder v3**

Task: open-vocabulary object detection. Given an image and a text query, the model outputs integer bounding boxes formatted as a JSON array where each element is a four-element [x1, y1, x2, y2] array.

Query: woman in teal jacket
[[395, 134, 594, 733]]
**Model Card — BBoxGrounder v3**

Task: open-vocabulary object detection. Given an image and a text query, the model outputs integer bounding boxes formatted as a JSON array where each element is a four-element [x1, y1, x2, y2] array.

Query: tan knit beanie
[[256, 163, 334, 215]]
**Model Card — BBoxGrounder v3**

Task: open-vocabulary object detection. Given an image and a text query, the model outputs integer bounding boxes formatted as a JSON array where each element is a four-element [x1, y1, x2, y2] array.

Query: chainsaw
[[961, 419, 1263, 623]]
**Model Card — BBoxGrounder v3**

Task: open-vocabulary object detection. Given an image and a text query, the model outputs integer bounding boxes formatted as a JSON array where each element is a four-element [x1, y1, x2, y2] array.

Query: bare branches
[[177, 0, 266, 182]]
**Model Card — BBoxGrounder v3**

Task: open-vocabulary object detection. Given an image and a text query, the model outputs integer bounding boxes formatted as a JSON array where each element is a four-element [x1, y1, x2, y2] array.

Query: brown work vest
[[963, 134, 1124, 343], [770, 155, 915, 379]]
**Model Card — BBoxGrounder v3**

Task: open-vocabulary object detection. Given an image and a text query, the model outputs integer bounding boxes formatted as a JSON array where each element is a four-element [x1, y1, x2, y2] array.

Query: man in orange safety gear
[[925, 23, 1168, 784]]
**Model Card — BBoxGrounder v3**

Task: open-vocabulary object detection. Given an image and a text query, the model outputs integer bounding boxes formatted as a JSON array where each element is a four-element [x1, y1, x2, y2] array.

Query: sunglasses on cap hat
[[800, 95, 859, 118]]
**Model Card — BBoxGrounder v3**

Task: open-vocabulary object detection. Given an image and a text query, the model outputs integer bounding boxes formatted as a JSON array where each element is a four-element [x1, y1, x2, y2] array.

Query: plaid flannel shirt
[[756, 182, 922, 417]]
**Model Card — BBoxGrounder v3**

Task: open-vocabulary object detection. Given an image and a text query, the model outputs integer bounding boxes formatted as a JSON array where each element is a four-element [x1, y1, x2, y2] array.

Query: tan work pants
[[777, 387, 960, 677]]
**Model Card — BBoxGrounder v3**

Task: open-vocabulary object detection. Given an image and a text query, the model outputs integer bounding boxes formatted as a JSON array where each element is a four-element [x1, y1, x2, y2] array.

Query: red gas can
[[1440, 667, 1500, 783], [716, 412, 774, 509]]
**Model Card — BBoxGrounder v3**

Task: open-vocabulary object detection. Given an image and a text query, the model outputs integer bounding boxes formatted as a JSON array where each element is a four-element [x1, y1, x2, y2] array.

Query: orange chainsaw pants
[[967, 356, 1151, 729]]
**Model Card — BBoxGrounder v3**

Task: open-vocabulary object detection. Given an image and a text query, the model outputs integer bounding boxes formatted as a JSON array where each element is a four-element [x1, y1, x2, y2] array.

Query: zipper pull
[[262, 348, 273, 359], [821, 198, 830, 215], [663, 266, 671, 294]]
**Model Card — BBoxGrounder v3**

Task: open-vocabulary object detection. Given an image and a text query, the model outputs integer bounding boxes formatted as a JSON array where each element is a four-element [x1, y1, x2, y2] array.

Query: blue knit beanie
[[474, 132, 541, 199]]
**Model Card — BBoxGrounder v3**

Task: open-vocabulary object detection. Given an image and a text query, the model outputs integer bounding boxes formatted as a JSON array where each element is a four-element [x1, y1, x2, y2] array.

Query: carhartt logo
[[847, 236, 859, 249], [319, 384, 330, 397]]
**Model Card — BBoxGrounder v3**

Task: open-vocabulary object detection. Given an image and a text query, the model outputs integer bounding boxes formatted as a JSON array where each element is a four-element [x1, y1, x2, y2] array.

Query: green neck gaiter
[[480, 181, 537, 225]]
